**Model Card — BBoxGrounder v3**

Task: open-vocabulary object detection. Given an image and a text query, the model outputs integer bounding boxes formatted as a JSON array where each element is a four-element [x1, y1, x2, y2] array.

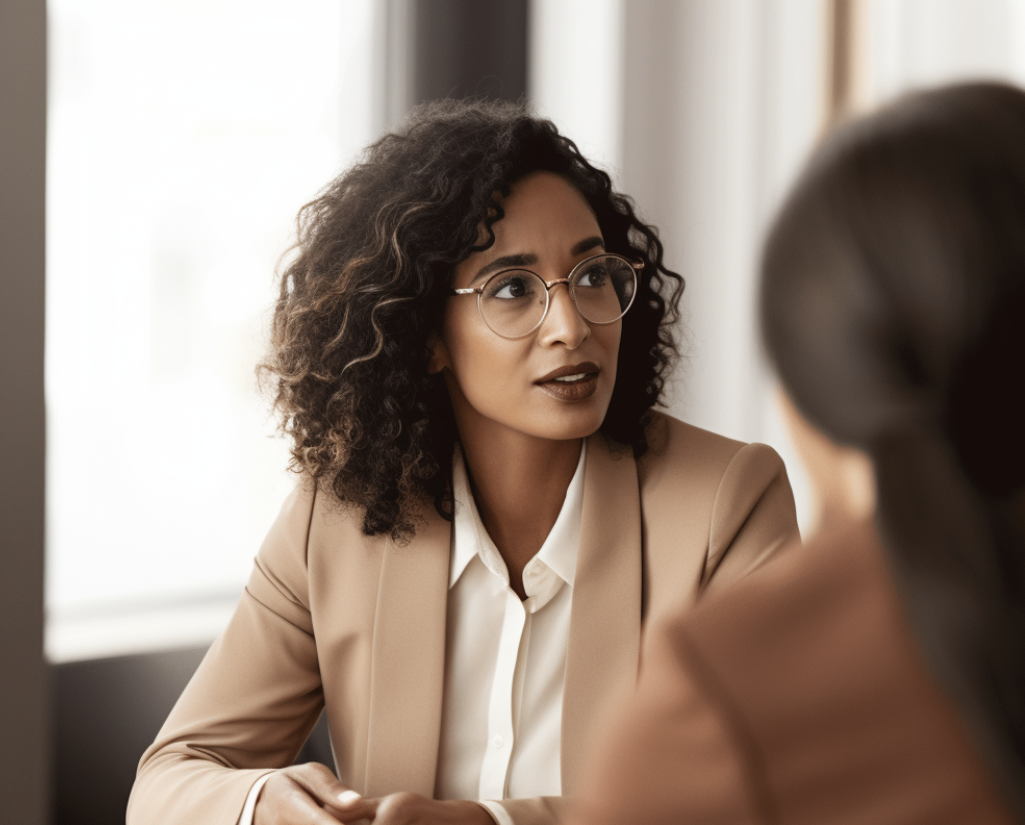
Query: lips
[[535, 362, 601, 401], [535, 362, 600, 383]]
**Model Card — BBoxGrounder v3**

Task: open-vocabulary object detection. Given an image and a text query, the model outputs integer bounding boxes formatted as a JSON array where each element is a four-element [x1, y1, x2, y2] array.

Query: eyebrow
[[470, 235, 606, 285]]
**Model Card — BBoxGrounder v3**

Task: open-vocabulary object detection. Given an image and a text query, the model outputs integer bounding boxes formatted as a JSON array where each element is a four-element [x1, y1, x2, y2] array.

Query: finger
[[283, 785, 355, 825], [371, 792, 432, 825], [288, 762, 366, 812], [323, 796, 380, 823]]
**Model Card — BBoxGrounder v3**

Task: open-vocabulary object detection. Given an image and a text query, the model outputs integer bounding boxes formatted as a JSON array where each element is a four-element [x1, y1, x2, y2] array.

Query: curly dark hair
[[260, 98, 684, 540]]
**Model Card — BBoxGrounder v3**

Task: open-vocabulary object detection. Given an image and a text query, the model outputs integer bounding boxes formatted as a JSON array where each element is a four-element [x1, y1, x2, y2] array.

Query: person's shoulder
[[643, 410, 744, 457], [658, 520, 1014, 819], [266, 476, 361, 533], [253, 479, 418, 610], [640, 524, 886, 734], [259, 478, 388, 572], [673, 520, 886, 673], [637, 410, 786, 485]]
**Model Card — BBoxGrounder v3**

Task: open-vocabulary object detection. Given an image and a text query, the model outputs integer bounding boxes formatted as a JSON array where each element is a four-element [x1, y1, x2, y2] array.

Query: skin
[[256, 172, 623, 822], [255, 763, 490, 824]]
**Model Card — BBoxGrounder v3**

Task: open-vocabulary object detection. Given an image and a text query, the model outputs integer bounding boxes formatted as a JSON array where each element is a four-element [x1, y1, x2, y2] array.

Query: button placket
[[477, 589, 526, 800]]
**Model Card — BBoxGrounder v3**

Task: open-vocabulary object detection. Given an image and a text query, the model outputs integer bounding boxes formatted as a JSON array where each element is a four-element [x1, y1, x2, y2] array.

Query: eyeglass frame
[[449, 252, 644, 339]]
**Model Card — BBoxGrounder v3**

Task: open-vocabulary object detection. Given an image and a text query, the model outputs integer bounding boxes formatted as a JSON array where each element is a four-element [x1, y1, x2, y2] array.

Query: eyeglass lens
[[479, 254, 636, 338]]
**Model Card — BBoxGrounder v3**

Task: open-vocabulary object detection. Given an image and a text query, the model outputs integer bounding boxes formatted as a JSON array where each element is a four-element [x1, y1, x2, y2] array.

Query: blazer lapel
[[561, 434, 643, 791], [363, 509, 452, 798]]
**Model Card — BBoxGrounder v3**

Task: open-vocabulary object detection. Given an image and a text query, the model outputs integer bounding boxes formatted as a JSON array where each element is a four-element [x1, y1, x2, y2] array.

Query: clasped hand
[[254, 763, 495, 825]]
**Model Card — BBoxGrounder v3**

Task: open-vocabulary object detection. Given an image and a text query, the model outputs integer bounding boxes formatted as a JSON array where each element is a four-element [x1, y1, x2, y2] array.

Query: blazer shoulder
[[639, 410, 788, 480], [687, 521, 881, 637], [247, 479, 375, 630], [637, 411, 745, 484], [635, 412, 799, 604]]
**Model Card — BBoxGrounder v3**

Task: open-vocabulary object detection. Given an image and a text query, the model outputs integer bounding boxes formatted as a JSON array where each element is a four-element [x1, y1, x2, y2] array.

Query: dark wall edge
[[0, 0, 48, 822]]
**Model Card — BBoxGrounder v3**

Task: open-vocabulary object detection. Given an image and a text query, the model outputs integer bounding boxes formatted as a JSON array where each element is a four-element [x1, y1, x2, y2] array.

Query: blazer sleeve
[[701, 442, 801, 596], [127, 484, 326, 825], [564, 613, 761, 825]]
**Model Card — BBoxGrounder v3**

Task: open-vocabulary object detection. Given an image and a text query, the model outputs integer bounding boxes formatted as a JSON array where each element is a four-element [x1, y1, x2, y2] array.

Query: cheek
[[441, 307, 524, 397]]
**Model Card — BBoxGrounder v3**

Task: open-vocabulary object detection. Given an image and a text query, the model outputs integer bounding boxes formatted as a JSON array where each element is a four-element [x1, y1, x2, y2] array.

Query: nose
[[537, 282, 590, 349]]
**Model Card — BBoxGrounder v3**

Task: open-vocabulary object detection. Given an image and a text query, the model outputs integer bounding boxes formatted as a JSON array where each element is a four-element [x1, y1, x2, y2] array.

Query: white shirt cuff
[[478, 800, 516, 825], [237, 772, 276, 825]]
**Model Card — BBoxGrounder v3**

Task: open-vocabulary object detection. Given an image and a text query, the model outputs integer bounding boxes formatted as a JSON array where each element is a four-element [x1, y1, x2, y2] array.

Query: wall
[[0, 0, 48, 822]]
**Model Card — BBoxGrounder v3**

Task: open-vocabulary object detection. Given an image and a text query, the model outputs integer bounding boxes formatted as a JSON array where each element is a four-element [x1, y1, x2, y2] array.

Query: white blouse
[[437, 443, 583, 823], [240, 443, 584, 825]]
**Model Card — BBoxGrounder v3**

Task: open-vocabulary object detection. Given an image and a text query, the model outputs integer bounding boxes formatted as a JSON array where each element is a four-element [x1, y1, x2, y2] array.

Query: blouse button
[[493, 735, 504, 749]]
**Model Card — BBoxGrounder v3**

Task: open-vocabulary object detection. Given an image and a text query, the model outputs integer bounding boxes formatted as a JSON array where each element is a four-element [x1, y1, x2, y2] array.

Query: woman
[[568, 82, 1025, 823], [127, 99, 800, 825]]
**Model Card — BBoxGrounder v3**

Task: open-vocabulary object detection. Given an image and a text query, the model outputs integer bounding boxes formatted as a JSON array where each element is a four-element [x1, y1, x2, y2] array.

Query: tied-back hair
[[761, 82, 1025, 814], [259, 99, 684, 542]]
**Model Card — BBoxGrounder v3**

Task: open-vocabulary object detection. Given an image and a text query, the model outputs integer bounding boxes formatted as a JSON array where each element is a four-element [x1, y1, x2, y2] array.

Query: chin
[[530, 402, 610, 442]]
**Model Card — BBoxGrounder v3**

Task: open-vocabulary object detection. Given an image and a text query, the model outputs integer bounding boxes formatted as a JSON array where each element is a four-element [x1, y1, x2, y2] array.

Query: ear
[[427, 331, 450, 374]]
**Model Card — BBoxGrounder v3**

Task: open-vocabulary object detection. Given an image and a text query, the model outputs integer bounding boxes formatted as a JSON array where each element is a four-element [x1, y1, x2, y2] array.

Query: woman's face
[[430, 171, 622, 446]]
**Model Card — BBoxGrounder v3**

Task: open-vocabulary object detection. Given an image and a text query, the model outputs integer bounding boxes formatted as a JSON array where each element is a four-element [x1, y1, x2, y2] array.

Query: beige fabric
[[127, 414, 801, 825], [568, 520, 1015, 825]]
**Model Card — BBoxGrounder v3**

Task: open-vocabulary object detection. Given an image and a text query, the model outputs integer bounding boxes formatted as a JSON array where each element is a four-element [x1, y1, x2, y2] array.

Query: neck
[[459, 426, 582, 599]]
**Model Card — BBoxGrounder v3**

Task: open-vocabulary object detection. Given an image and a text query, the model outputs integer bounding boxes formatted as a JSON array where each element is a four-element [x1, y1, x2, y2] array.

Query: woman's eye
[[490, 275, 534, 299], [577, 266, 608, 287]]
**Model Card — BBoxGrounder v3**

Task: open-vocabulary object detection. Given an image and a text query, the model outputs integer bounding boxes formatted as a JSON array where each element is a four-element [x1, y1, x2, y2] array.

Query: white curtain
[[864, 0, 1025, 103]]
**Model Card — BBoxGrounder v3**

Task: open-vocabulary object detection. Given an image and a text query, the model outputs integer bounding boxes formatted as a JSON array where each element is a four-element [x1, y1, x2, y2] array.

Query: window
[[46, 0, 377, 661]]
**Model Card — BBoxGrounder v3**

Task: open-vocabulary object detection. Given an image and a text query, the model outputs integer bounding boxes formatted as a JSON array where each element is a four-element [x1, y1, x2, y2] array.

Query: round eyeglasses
[[450, 253, 642, 339]]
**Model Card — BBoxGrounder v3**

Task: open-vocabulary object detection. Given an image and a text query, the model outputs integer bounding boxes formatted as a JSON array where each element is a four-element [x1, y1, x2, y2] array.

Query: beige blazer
[[128, 414, 800, 825], [567, 520, 1015, 825]]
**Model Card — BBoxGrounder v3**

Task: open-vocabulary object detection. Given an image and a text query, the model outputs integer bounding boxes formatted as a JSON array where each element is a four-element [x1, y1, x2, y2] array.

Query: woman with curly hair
[[129, 98, 800, 825]]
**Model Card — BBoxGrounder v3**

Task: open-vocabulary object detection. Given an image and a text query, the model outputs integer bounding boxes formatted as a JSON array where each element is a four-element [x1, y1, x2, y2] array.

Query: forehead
[[486, 171, 600, 252]]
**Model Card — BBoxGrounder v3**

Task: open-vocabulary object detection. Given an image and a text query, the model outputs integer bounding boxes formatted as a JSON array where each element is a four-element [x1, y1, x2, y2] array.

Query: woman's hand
[[362, 793, 495, 825], [253, 762, 375, 824], [254, 764, 494, 825]]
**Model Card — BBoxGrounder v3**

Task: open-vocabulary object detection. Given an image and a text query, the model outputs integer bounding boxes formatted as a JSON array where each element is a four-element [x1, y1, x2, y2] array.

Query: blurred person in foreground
[[127, 99, 800, 825], [568, 81, 1025, 824]]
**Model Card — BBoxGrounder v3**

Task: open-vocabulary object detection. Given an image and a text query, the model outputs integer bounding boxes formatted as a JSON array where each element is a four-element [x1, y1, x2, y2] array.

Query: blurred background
[[4, 0, 1025, 822]]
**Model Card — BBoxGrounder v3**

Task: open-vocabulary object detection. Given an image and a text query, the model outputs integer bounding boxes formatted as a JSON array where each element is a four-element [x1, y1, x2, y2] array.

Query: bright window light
[[45, 0, 377, 660]]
